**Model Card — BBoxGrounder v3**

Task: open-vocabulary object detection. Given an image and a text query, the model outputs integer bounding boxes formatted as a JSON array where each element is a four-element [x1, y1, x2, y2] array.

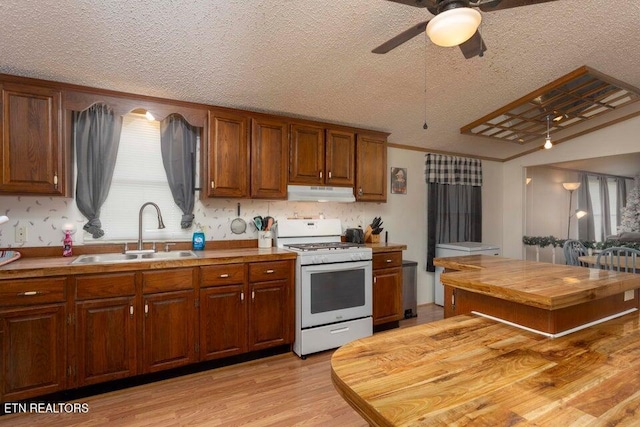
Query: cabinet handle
[[386, 259, 392, 263], [264, 269, 274, 274], [319, 171, 323, 179], [144, 303, 149, 317], [358, 187, 363, 196], [53, 173, 58, 189], [210, 180, 215, 189], [129, 305, 134, 318], [328, 171, 332, 179], [19, 291, 40, 296], [241, 292, 244, 301], [219, 273, 229, 278], [374, 277, 377, 284], [252, 291, 255, 300]]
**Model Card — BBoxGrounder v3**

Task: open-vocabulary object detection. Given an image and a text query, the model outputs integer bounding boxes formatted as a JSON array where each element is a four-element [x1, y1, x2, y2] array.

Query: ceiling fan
[[373, 0, 558, 58]]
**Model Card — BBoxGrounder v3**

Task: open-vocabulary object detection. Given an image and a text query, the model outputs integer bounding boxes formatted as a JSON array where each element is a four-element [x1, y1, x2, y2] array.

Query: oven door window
[[310, 269, 365, 313]]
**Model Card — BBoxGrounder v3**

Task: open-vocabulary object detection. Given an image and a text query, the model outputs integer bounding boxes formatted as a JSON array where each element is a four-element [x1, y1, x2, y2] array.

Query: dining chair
[[596, 247, 640, 274], [563, 239, 588, 266]]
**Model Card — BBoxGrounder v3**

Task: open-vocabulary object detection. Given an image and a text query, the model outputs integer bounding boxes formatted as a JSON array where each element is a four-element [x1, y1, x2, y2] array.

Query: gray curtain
[[425, 154, 482, 272], [598, 176, 611, 240], [75, 104, 122, 238], [577, 173, 595, 241], [616, 178, 628, 232], [160, 114, 198, 229]]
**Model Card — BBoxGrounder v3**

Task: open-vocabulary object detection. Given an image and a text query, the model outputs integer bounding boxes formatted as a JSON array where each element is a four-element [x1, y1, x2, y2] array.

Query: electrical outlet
[[15, 225, 27, 244]]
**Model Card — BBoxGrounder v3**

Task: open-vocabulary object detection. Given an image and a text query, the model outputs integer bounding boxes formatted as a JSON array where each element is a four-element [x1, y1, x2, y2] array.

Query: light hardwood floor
[[0, 304, 443, 427]]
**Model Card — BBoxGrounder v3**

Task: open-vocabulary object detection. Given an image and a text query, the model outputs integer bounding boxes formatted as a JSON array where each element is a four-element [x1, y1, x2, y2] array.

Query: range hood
[[287, 185, 355, 203]]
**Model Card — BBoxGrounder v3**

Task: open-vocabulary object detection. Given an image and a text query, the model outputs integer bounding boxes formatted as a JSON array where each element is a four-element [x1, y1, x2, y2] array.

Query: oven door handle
[[301, 260, 371, 273]]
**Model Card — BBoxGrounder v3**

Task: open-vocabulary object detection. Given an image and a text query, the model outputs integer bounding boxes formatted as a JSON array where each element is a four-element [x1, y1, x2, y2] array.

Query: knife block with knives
[[365, 217, 383, 243]]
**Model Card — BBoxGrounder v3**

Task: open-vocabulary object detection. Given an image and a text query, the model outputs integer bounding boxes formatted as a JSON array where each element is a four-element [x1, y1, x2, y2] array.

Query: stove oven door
[[300, 260, 372, 328]]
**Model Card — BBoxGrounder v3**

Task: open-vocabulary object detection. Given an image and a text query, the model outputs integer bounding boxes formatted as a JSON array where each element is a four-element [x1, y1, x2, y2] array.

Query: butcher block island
[[331, 312, 640, 426], [434, 255, 640, 336]]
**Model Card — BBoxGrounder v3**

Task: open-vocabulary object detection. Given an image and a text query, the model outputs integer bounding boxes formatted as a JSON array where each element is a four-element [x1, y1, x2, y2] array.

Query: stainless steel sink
[[72, 251, 198, 265]]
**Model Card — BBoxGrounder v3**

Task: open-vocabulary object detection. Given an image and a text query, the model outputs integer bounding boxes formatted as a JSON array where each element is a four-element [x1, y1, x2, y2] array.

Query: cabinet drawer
[[249, 260, 291, 282], [373, 252, 402, 270], [142, 268, 194, 293], [201, 264, 246, 287], [76, 273, 136, 300], [0, 277, 67, 306]]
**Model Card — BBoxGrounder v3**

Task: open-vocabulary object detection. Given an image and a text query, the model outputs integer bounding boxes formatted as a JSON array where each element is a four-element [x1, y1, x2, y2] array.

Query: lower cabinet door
[[199, 285, 246, 360], [373, 267, 403, 325], [76, 297, 136, 386], [248, 280, 289, 351], [0, 304, 66, 401], [143, 290, 196, 373]]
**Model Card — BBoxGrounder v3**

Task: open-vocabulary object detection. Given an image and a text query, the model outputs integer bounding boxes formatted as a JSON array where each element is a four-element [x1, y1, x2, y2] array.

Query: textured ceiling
[[2, 0, 640, 160]]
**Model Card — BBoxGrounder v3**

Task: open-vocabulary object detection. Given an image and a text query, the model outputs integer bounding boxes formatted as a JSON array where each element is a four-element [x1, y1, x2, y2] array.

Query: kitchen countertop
[[434, 255, 640, 310], [331, 312, 640, 426], [0, 242, 407, 280], [0, 247, 297, 280]]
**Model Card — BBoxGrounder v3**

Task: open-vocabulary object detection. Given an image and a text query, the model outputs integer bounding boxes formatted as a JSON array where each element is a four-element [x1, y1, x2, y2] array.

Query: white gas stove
[[274, 218, 373, 358]]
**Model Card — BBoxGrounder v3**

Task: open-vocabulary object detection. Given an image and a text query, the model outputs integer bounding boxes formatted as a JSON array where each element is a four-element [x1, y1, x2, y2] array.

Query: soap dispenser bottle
[[63, 230, 73, 257], [192, 228, 205, 251]]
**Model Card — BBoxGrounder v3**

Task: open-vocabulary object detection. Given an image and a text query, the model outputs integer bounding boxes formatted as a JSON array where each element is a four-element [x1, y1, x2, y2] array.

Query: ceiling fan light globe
[[426, 8, 482, 47]]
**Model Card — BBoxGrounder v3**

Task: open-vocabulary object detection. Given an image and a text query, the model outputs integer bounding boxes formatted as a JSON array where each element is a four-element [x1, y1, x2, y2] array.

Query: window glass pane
[[587, 176, 602, 241], [98, 113, 196, 242], [608, 178, 618, 230]]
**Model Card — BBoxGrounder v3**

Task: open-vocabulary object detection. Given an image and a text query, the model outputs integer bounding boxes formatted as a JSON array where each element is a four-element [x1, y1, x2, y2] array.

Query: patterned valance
[[425, 153, 482, 186]]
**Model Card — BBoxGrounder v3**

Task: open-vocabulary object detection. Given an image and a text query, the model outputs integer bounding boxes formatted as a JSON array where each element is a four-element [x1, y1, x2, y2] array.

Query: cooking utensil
[[230, 203, 247, 234], [264, 216, 274, 231], [253, 216, 263, 231]]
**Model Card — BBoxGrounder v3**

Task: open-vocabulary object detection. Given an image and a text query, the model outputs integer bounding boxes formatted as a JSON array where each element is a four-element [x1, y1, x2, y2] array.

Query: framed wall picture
[[391, 167, 407, 194]]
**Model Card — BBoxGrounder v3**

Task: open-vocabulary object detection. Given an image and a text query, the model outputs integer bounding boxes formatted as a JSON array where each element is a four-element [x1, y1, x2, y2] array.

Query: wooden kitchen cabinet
[[355, 134, 387, 202], [372, 252, 403, 326], [200, 263, 247, 360], [205, 109, 250, 198], [250, 117, 288, 199], [74, 273, 137, 387], [0, 277, 68, 402], [289, 124, 355, 187], [141, 269, 196, 373], [247, 260, 293, 351], [0, 81, 68, 195]]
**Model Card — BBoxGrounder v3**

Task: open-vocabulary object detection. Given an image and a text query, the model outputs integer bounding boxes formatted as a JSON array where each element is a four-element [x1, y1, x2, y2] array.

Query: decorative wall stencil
[[391, 167, 407, 194]]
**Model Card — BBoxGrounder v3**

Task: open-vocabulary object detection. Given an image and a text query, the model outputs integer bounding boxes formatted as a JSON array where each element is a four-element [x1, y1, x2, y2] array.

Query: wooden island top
[[435, 255, 640, 310], [331, 312, 640, 426]]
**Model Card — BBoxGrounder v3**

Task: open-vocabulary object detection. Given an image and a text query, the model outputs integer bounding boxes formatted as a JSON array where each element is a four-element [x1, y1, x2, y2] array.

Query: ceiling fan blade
[[479, 0, 559, 12], [372, 21, 429, 54], [459, 30, 487, 59]]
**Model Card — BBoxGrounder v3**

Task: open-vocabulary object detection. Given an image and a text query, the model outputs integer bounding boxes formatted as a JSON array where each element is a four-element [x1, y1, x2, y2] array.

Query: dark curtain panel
[[426, 183, 482, 271], [74, 103, 122, 238], [577, 173, 595, 241], [425, 153, 483, 272], [160, 114, 198, 229]]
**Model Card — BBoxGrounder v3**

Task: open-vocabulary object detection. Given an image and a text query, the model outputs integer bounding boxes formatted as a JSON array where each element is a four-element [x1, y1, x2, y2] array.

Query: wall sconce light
[[526, 177, 532, 185], [543, 115, 553, 149], [563, 182, 586, 238]]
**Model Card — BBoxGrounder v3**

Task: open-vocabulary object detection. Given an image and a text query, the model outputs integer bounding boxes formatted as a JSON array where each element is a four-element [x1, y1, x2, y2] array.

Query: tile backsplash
[[0, 195, 366, 248]]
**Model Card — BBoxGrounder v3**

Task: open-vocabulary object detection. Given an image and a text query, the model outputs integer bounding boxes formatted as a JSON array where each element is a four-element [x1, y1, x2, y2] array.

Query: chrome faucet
[[134, 202, 165, 253]]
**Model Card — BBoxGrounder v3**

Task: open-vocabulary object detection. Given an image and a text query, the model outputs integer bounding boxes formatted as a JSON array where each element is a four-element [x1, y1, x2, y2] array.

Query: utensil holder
[[258, 231, 272, 248]]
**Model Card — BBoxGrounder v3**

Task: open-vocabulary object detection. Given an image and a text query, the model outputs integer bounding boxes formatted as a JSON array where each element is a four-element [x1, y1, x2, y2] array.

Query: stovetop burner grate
[[284, 242, 364, 251]]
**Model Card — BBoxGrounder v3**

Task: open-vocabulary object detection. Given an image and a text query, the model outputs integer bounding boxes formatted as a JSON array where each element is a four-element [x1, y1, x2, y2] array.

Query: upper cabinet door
[[0, 82, 66, 195], [356, 134, 387, 202], [206, 109, 250, 198], [250, 117, 288, 199], [325, 129, 354, 186], [289, 124, 324, 185]]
